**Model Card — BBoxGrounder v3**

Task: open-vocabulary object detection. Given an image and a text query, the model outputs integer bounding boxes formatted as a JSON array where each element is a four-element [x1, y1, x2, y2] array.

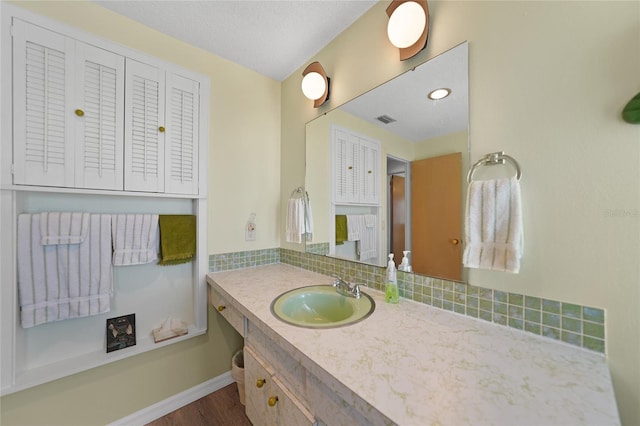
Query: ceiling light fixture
[[386, 0, 429, 61], [428, 88, 451, 100], [301, 62, 330, 107]]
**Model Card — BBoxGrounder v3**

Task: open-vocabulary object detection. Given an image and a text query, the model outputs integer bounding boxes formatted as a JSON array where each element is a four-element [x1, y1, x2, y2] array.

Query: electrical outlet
[[245, 213, 256, 241]]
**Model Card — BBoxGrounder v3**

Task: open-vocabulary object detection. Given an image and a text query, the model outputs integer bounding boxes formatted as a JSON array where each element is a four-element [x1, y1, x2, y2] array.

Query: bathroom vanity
[[207, 264, 619, 425]]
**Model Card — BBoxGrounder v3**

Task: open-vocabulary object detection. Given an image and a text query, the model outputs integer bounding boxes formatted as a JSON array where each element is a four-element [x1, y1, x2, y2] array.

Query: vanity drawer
[[208, 287, 244, 335], [244, 345, 315, 426]]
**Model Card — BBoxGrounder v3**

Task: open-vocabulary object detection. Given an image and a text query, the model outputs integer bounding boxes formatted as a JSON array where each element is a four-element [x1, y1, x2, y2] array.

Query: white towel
[[346, 215, 360, 241], [40, 212, 90, 245], [286, 198, 305, 243], [111, 214, 159, 266], [303, 194, 314, 242], [463, 177, 523, 273], [17, 213, 113, 328], [346, 214, 377, 261]]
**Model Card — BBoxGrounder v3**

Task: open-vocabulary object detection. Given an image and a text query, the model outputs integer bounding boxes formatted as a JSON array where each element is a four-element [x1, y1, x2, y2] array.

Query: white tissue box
[[153, 318, 188, 343]]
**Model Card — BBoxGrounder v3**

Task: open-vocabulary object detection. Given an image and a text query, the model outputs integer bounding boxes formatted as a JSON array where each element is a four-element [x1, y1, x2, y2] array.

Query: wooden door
[[411, 152, 462, 281], [390, 175, 405, 265]]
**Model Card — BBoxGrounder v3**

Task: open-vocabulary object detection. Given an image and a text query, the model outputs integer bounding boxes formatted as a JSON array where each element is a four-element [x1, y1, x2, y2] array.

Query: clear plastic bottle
[[385, 253, 399, 304]]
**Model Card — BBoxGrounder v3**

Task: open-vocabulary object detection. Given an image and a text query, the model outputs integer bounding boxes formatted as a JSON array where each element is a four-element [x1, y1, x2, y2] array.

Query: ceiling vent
[[376, 114, 396, 124]]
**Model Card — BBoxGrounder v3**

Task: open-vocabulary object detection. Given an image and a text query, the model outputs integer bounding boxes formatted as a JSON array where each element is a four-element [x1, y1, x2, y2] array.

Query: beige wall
[[1, 1, 272, 424], [282, 2, 640, 424]]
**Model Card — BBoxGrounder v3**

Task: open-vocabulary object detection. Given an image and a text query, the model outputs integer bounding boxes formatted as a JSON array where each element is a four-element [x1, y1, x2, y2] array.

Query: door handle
[[450, 238, 460, 245]]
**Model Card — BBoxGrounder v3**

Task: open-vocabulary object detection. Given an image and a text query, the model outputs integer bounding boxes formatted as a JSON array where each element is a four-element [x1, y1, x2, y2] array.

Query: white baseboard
[[108, 371, 235, 426]]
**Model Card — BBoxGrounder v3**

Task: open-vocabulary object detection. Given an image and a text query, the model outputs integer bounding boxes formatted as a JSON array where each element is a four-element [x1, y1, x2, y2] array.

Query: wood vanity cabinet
[[244, 345, 315, 426]]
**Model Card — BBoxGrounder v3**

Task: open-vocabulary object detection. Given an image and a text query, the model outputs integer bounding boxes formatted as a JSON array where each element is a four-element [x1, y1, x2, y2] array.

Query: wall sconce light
[[386, 0, 429, 61], [301, 61, 330, 107]]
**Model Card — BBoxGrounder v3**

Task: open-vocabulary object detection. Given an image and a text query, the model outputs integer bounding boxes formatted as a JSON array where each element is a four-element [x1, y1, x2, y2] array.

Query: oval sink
[[270, 285, 375, 328]]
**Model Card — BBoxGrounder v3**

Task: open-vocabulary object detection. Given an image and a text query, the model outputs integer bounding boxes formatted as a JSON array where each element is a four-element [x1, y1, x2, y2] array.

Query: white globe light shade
[[301, 72, 326, 100], [387, 2, 426, 49]]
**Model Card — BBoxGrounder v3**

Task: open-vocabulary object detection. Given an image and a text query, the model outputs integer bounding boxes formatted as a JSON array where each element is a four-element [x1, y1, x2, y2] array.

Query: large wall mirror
[[305, 41, 469, 282]]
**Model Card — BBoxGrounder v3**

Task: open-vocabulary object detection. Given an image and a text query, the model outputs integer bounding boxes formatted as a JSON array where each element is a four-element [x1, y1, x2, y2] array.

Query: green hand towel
[[159, 215, 196, 265], [335, 215, 347, 245]]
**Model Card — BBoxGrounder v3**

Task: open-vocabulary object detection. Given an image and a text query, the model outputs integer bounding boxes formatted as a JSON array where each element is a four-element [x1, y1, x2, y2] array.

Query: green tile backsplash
[[209, 248, 606, 354]]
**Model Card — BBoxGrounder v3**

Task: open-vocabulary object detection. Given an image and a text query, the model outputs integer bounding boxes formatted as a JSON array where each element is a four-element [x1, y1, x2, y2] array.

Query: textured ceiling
[[94, 0, 377, 81]]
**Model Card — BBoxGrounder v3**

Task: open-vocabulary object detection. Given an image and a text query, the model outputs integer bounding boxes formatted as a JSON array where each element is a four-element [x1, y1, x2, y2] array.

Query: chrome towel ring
[[467, 152, 522, 183]]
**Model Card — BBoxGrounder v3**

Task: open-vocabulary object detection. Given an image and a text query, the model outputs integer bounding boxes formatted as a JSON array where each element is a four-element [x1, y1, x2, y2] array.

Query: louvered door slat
[[124, 59, 165, 192], [165, 73, 198, 195], [74, 42, 124, 190], [13, 19, 74, 186]]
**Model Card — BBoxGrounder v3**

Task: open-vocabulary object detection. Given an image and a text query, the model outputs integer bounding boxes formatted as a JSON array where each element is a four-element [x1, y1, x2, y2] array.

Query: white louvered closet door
[[359, 138, 380, 204], [12, 19, 75, 187], [74, 42, 124, 190], [165, 73, 199, 195], [124, 59, 165, 192], [332, 128, 359, 203]]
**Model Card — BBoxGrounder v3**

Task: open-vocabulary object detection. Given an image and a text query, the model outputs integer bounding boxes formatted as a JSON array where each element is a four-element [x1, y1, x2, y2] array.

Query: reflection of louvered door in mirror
[[411, 152, 462, 281], [331, 125, 380, 205], [124, 59, 165, 193]]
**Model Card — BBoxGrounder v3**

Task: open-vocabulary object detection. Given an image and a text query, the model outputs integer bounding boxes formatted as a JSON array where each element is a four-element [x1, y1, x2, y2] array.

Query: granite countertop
[[207, 263, 619, 425]]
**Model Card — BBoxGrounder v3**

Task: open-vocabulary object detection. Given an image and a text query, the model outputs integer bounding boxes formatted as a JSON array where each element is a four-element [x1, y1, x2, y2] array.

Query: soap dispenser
[[385, 253, 399, 304], [399, 251, 412, 273]]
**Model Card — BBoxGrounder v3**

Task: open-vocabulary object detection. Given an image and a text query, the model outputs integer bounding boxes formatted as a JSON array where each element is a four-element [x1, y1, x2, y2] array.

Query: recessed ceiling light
[[428, 88, 451, 100]]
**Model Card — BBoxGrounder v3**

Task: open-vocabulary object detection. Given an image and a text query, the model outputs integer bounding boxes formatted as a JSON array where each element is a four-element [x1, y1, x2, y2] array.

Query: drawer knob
[[75, 109, 84, 117], [268, 396, 278, 407], [217, 305, 226, 312], [256, 378, 266, 388], [159, 126, 165, 133], [450, 238, 460, 245]]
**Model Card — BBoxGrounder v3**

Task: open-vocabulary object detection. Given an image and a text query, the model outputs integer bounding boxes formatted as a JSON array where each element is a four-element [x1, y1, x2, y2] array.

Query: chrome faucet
[[332, 276, 361, 298]]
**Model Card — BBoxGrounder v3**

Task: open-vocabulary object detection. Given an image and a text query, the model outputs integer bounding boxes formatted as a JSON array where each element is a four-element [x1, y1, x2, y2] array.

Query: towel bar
[[467, 151, 522, 183]]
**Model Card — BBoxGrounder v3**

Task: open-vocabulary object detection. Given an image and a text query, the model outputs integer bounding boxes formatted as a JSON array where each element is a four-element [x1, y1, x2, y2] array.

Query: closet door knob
[[158, 126, 165, 133], [75, 109, 84, 117], [217, 305, 226, 311], [450, 238, 460, 245], [268, 396, 278, 407], [256, 378, 266, 388]]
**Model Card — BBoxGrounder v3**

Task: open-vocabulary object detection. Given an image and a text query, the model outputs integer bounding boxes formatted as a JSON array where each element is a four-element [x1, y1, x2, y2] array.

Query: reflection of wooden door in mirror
[[411, 152, 462, 281], [390, 175, 405, 266]]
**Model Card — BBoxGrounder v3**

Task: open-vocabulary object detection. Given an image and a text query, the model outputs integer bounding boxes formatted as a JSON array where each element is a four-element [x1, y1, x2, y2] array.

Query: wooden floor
[[146, 383, 251, 426]]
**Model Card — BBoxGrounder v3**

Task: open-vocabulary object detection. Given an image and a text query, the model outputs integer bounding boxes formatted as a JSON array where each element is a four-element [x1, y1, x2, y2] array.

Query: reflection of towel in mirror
[[346, 214, 377, 261], [303, 195, 314, 242], [17, 213, 113, 328], [335, 215, 347, 245], [463, 177, 523, 273]]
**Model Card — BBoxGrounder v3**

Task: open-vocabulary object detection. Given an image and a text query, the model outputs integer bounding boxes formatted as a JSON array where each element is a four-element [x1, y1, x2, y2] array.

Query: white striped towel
[[17, 213, 113, 328], [40, 212, 90, 245], [463, 177, 523, 273], [111, 214, 159, 266], [347, 214, 378, 261]]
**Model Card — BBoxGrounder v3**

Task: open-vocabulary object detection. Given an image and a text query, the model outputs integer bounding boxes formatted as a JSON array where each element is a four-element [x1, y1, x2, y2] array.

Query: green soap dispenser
[[385, 253, 399, 304]]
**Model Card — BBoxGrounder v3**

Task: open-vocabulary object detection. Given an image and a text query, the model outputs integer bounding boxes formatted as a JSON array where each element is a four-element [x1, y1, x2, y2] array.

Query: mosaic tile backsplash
[[209, 248, 606, 354]]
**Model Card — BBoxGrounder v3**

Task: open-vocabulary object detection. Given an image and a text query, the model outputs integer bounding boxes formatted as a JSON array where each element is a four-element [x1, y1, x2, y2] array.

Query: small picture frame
[[106, 314, 136, 353]]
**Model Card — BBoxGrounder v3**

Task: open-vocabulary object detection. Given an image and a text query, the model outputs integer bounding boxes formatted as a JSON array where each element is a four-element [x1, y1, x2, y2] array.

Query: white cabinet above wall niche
[[7, 15, 205, 197], [331, 125, 380, 205], [0, 4, 210, 395], [12, 19, 125, 191]]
